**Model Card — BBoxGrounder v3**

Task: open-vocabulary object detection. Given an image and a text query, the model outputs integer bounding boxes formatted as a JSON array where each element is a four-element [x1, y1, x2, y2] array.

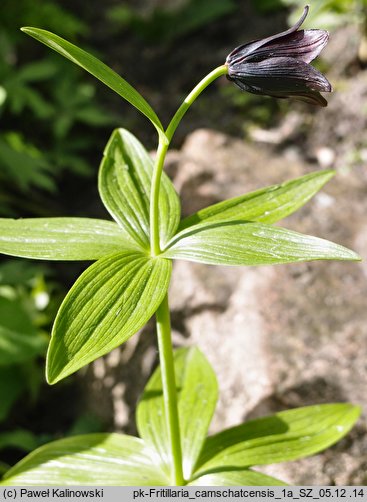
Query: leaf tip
[[45, 367, 57, 386], [322, 169, 336, 180], [346, 250, 362, 262], [45, 349, 62, 385], [348, 404, 362, 420], [331, 243, 361, 262]]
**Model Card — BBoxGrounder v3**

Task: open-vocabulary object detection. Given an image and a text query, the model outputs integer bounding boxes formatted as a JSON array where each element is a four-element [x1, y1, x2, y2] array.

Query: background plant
[[0, 261, 52, 475], [0, 0, 121, 217], [1, 1, 124, 469]]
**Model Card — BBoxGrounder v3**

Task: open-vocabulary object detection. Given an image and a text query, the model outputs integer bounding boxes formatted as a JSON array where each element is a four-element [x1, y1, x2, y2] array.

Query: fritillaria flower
[[226, 5, 332, 106]]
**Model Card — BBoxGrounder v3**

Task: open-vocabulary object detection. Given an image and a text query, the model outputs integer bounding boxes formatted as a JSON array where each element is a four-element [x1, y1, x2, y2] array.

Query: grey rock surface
[[167, 129, 366, 485], [83, 127, 366, 485]]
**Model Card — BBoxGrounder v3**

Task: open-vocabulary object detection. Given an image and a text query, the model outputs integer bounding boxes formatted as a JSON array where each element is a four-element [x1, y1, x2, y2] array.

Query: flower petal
[[228, 56, 332, 93], [226, 5, 309, 65], [249, 30, 329, 64], [228, 76, 328, 106], [266, 90, 328, 107]]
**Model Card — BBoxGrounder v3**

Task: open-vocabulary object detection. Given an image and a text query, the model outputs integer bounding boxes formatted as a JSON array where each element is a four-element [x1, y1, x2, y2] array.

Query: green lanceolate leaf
[[47, 251, 171, 384], [163, 221, 360, 266], [194, 404, 361, 475], [137, 347, 218, 480], [179, 170, 335, 230], [1, 434, 168, 485], [0, 218, 139, 260], [99, 128, 181, 249], [189, 468, 286, 486], [21, 28, 166, 139]]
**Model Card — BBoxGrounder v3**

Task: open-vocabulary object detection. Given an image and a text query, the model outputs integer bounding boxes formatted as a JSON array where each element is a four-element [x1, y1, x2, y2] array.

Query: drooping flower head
[[226, 5, 332, 106]]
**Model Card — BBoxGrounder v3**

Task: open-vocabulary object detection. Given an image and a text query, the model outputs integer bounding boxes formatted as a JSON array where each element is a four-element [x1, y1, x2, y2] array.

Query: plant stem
[[156, 294, 184, 485], [150, 139, 168, 256], [149, 65, 227, 256], [150, 64, 228, 485], [166, 65, 228, 142]]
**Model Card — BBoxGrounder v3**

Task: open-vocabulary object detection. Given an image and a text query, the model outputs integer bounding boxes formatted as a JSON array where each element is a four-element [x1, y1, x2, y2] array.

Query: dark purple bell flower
[[226, 5, 332, 106]]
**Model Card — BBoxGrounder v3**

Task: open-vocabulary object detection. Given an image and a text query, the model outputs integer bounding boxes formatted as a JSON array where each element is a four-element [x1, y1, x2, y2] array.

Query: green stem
[[166, 64, 228, 142], [156, 294, 184, 485], [149, 64, 227, 256], [150, 139, 168, 256], [150, 64, 228, 485]]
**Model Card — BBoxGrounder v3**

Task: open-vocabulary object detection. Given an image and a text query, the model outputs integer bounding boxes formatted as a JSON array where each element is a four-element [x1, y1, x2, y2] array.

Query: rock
[[168, 129, 367, 484], [81, 128, 366, 485]]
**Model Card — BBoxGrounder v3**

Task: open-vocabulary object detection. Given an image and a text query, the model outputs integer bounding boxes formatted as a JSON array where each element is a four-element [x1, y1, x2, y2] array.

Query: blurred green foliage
[[0, 260, 57, 471], [287, 0, 366, 29], [106, 0, 236, 43], [252, 0, 366, 29], [0, 0, 119, 217]]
